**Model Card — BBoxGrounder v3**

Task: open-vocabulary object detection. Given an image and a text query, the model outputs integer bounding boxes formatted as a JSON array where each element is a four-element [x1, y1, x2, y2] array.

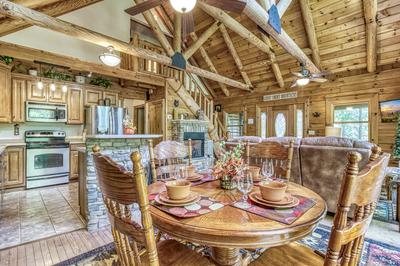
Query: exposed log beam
[[134, 0, 174, 57], [173, 12, 181, 53], [198, 2, 274, 57], [219, 24, 252, 87], [277, 0, 293, 17], [259, 0, 284, 88], [240, 0, 320, 73], [0, 0, 102, 37], [0, 0, 251, 90], [299, 0, 321, 68], [0, 40, 164, 86], [363, 0, 378, 72], [190, 32, 231, 96], [183, 21, 220, 59]]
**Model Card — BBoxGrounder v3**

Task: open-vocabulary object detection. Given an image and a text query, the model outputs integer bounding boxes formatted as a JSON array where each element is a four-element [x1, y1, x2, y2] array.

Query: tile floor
[[0, 182, 85, 250]]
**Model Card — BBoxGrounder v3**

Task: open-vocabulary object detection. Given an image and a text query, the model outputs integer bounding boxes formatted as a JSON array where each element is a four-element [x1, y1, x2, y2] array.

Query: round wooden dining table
[[148, 180, 327, 266]]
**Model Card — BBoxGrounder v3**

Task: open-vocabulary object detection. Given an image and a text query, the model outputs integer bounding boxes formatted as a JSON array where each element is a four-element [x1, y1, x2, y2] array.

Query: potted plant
[[0, 55, 14, 65], [89, 76, 112, 89], [212, 141, 244, 190]]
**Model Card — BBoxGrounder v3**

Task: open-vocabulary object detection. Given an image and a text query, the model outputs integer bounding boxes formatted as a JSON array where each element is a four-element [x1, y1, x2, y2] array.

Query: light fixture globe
[[99, 46, 121, 67], [296, 78, 310, 87], [170, 0, 197, 13]]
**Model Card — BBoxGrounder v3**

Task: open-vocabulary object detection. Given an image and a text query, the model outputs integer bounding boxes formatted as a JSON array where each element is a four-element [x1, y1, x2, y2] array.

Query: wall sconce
[[312, 112, 321, 118]]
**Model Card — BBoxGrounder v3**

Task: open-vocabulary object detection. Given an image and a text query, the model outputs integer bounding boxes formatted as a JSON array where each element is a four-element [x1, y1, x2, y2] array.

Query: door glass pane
[[261, 112, 267, 138], [296, 109, 303, 138], [274, 113, 286, 137]]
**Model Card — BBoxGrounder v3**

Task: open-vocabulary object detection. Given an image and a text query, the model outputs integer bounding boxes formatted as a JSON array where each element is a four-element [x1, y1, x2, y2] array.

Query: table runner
[[231, 195, 316, 225]]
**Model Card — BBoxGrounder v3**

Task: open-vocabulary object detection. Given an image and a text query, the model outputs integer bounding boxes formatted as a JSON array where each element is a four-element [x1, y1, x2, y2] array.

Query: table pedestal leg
[[396, 184, 399, 230], [211, 247, 241, 266]]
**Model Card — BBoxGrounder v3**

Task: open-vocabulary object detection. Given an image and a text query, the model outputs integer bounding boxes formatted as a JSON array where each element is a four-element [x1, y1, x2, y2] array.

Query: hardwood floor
[[0, 228, 113, 266]]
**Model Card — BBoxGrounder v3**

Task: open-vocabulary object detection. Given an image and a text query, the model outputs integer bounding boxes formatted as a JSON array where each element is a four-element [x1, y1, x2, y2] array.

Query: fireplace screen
[[184, 132, 205, 158]]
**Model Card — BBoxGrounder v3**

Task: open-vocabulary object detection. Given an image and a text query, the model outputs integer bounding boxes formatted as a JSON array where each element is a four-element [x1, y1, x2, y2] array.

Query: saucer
[[186, 173, 203, 182], [249, 192, 299, 208], [254, 192, 294, 205], [156, 193, 200, 207]]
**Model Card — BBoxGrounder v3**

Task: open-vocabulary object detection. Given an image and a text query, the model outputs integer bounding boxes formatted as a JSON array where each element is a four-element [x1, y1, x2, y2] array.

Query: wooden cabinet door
[[5, 146, 25, 188], [68, 87, 84, 124], [27, 80, 48, 102], [103, 91, 119, 106], [0, 64, 11, 123], [48, 84, 67, 103], [12, 79, 26, 123], [70, 150, 79, 180], [84, 88, 103, 106]]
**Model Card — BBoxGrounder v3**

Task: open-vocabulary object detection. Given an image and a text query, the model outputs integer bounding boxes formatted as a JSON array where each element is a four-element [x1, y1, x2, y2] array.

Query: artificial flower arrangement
[[212, 141, 244, 190]]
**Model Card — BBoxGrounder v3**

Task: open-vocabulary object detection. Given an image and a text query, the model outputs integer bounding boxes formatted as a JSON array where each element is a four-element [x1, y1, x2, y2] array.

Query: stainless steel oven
[[26, 102, 67, 123], [25, 130, 69, 189]]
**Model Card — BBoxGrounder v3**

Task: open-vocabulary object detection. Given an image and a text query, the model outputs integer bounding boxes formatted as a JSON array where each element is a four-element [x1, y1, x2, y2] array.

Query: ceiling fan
[[125, 0, 247, 38], [290, 64, 330, 88]]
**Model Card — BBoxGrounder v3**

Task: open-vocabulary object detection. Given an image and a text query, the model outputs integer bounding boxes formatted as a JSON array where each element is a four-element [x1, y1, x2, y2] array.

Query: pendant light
[[170, 0, 197, 13], [50, 82, 56, 91], [99, 46, 121, 67], [37, 63, 43, 90], [62, 84, 68, 93]]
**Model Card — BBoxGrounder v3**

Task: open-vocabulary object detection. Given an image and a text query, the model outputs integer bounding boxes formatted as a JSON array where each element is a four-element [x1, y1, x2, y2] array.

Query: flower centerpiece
[[212, 141, 244, 190]]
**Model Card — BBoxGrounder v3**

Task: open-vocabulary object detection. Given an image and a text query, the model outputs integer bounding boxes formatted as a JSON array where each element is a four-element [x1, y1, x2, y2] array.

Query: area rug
[[373, 190, 397, 224], [57, 224, 400, 266]]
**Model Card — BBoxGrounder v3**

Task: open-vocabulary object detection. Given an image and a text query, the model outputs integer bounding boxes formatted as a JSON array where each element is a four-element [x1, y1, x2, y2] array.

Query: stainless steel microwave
[[26, 102, 68, 123]]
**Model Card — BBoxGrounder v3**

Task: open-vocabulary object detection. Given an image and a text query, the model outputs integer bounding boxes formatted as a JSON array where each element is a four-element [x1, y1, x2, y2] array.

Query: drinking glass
[[179, 166, 188, 180], [262, 160, 274, 182], [237, 171, 253, 207]]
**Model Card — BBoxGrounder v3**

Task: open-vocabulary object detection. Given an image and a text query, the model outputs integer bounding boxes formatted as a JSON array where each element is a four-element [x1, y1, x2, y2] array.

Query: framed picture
[[214, 104, 222, 112], [380, 99, 400, 122]]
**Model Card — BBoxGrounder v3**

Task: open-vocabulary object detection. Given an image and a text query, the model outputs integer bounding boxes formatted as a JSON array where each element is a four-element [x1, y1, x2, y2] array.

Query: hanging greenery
[[393, 114, 400, 159], [43, 67, 73, 81], [0, 55, 14, 65], [89, 76, 112, 88]]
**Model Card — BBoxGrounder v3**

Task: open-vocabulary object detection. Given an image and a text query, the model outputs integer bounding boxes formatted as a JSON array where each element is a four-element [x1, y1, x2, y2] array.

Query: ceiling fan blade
[[124, 0, 164, 16], [182, 12, 195, 40], [310, 72, 330, 78], [310, 77, 328, 83], [201, 0, 247, 13], [290, 81, 298, 88], [291, 72, 304, 78]]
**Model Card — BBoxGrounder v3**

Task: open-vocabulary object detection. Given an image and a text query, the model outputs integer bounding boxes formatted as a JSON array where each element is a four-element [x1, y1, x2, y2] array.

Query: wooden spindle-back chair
[[250, 146, 390, 266], [92, 145, 212, 266], [148, 139, 193, 183], [245, 140, 294, 180]]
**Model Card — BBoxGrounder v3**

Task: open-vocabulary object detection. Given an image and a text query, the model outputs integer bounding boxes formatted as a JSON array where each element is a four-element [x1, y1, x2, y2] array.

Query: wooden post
[[285, 140, 294, 181], [363, 0, 378, 72], [148, 139, 157, 183], [173, 12, 182, 53], [183, 21, 220, 59], [277, 0, 293, 17], [132, 33, 139, 72], [188, 139, 193, 166]]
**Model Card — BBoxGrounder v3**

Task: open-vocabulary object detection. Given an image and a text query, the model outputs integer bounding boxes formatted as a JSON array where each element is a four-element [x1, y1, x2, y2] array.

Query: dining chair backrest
[[324, 146, 390, 266], [245, 140, 294, 180], [148, 139, 192, 183], [92, 145, 159, 266]]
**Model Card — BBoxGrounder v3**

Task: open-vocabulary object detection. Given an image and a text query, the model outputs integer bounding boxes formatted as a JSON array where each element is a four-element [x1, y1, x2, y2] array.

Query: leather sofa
[[228, 136, 373, 213]]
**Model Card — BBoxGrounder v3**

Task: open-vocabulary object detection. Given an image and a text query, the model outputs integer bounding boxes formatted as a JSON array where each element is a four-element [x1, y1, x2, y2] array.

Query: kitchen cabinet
[[0, 64, 11, 123], [48, 85, 67, 104], [4, 146, 25, 188], [103, 91, 119, 106], [27, 80, 48, 102], [85, 88, 102, 106], [67, 87, 84, 124], [70, 144, 84, 180], [12, 78, 26, 122]]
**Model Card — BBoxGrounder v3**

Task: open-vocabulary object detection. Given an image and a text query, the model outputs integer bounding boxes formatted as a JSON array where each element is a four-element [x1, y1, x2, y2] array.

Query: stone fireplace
[[171, 119, 213, 169]]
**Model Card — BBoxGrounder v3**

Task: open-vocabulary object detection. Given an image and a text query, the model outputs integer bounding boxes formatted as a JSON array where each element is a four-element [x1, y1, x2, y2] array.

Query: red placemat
[[151, 196, 226, 218], [231, 195, 316, 225]]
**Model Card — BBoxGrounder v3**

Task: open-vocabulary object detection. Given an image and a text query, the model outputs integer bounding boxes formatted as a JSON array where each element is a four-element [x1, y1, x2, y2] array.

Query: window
[[261, 112, 267, 138], [226, 113, 244, 137], [296, 109, 303, 138], [274, 113, 287, 137], [333, 103, 369, 141]]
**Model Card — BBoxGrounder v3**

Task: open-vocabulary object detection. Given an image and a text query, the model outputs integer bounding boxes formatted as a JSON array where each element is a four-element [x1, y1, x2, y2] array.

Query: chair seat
[[249, 242, 324, 266], [141, 239, 214, 266]]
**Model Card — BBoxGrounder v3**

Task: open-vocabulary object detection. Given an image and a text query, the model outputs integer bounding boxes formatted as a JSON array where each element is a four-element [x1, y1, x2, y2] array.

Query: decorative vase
[[220, 175, 237, 190]]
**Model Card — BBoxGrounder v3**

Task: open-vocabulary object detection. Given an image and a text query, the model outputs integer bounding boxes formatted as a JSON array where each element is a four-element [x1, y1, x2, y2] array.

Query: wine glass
[[237, 171, 253, 207], [262, 160, 274, 182]]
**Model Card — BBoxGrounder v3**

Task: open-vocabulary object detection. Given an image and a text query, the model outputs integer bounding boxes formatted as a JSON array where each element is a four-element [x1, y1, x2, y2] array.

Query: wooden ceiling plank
[[363, 0, 378, 72], [0, 40, 165, 86], [0, 0, 251, 90], [190, 32, 231, 96], [259, 0, 285, 88], [219, 23, 252, 87], [241, 0, 320, 73], [0, 0, 102, 36], [173, 12, 181, 52], [183, 21, 220, 59], [299, 0, 321, 68]]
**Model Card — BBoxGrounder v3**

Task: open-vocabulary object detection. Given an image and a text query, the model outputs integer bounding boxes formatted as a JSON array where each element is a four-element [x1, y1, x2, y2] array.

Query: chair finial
[[92, 144, 101, 153], [348, 151, 362, 164]]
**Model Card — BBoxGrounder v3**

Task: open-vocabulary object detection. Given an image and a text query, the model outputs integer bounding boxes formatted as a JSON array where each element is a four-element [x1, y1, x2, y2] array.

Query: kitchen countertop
[[86, 134, 163, 139]]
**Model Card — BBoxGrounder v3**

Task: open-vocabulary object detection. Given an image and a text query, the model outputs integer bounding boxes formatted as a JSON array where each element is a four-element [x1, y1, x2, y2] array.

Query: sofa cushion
[[301, 137, 354, 148], [353, 140, 373, 150], [230, 136, 263, 143]]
